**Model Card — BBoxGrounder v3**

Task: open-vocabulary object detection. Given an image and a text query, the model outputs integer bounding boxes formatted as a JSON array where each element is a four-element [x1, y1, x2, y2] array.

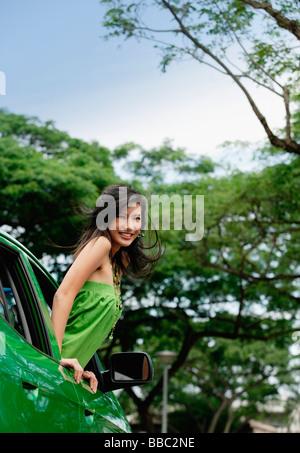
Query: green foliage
[[112, 139, 215, 185], [101, 142, 300, 431], [166, 337, 295, 433], [100, 0, 300, 155], [0, 109, 117, 261], [100, 0, 299, 86]]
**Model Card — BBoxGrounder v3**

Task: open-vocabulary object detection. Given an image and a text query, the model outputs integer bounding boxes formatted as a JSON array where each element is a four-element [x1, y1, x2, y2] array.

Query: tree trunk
[[207, 399, 228, 433], [223, 404, 234, 433], [139, 405, 157, 433]]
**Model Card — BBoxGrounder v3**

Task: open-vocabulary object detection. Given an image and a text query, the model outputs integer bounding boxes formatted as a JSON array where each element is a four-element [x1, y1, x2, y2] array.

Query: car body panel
[[0, 316, 82, 433]]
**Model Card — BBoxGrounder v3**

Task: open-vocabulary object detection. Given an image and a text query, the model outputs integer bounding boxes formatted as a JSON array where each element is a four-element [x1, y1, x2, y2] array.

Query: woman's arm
[[51, 235, 111, 351]]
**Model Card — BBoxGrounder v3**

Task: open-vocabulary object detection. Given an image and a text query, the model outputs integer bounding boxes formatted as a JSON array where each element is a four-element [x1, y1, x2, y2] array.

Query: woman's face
[[109, 203, 142, 247]]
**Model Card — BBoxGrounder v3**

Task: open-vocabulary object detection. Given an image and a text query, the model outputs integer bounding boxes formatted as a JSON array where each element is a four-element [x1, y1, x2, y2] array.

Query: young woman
[[51, 183, 163, 392]]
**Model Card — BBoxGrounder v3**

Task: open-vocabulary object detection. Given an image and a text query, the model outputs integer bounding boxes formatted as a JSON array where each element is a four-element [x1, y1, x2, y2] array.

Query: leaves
[[100, 0, 300, 154], [109, 144, 300, 431], [0, 109, 116, 260], [112, 139, 215, 185]]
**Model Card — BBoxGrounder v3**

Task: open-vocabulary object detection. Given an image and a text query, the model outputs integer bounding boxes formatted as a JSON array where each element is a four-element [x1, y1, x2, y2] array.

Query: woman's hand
[[82, 370, 98, 394], [60, 358, 98, 393]]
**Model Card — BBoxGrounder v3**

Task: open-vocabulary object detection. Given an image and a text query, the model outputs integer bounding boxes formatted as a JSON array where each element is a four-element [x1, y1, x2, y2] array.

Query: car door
[[74, 355, 132, 433], [0, 317, 83, 433], [0, 241, 83, 433]]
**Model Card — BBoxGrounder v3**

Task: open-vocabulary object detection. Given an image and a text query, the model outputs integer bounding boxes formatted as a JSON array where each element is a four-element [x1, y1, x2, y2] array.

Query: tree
[[0, 109, 118, 276], [100, 0, 300, 154], [164, 337, 299, 433], [98, 143, 300, 432], [112, 138, 216, 184]]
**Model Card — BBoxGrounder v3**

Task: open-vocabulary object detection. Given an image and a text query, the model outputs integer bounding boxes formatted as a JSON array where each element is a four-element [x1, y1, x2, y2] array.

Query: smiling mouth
[[119, 232, 133, 239]]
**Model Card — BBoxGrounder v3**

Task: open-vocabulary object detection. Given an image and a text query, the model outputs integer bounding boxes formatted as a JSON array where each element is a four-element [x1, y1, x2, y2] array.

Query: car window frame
[[0, 241, 53, 357], [27, 258, 57, 312]]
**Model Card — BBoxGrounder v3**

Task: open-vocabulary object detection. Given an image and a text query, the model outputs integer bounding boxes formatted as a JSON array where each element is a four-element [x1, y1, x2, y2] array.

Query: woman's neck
[[110, 243, 121, 259]]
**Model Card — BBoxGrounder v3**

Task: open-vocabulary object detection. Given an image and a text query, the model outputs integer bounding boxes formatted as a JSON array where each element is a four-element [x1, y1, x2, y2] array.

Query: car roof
[[0, 229, 58, 287]]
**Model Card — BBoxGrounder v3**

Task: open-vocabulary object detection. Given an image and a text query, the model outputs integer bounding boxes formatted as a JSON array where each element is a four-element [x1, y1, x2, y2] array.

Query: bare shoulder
[[57, 236, 112, 299], [80, 235, 112, 269], [89, 235, 111, 253]]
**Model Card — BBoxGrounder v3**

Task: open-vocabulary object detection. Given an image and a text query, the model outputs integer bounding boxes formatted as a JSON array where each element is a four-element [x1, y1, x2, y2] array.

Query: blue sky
[[0, 0, 285, 171]]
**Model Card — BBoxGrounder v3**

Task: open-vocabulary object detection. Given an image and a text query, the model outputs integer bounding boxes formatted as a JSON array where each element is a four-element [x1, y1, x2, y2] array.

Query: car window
[[0, 243, 50, 354], [0, 274, 10, 320], [0, 289, 5, 318], [29, 261, 56, 315]]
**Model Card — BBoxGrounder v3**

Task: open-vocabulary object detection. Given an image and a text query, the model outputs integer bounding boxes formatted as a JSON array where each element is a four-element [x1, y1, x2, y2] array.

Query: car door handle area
[[84, 408, 95, 425], [20, 369, 40, 400], [21, 379, 39, 401], [22, 381, 39, 391]]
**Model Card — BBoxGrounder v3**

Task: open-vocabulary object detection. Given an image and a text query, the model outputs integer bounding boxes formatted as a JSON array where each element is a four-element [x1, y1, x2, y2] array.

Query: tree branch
[[240, 0, 300, 40], [161, 0, 300, 154], [213, 0, 284, 90]]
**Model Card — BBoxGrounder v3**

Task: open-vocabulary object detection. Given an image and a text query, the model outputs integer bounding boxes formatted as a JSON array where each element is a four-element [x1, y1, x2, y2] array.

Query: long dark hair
[[72, 183, 164, 281]]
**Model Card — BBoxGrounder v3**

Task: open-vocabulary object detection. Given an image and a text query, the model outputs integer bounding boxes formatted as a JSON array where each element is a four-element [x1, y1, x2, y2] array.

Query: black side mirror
[[99, 352, 153, 393]]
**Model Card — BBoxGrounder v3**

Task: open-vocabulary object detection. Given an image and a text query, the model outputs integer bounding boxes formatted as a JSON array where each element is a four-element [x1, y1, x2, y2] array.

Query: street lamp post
[[157, 350, 177, 433]]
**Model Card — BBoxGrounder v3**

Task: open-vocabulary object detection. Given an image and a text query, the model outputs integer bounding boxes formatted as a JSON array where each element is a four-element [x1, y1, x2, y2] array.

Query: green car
[[0, 230, 153, 433]]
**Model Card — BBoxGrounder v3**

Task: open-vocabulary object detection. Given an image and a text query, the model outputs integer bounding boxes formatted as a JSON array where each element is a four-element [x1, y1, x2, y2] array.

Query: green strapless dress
[[61, 280, 122, 368]]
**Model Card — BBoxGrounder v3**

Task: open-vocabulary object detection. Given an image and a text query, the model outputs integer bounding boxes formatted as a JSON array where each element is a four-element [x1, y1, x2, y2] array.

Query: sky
[[0, 0, 286, 174]]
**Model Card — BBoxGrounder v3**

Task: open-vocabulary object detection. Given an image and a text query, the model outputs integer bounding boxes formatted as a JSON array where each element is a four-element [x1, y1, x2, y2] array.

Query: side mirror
[[111, 352, 153, 383], [100, 352, 153, 393]]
